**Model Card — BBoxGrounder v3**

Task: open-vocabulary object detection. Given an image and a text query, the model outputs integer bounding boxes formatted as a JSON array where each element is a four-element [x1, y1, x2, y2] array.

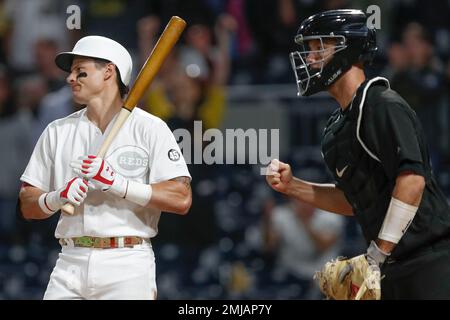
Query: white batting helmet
[[55, 36, 133, 86]]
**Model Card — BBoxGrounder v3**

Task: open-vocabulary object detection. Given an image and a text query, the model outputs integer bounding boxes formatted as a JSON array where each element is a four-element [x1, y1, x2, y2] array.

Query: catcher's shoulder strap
[[353, 76, 390, 163]]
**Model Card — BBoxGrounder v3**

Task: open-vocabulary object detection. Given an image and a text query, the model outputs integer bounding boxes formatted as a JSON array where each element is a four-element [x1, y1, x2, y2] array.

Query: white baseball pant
[[43, 241, 157, 300]]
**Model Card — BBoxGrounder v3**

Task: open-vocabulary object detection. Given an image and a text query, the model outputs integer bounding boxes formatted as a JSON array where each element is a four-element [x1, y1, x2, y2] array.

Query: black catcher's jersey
[[321, 77, 450, 260]]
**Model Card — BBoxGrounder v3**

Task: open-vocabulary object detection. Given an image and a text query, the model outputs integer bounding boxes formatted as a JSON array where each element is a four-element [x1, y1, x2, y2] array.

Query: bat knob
[[61, 203, 75, 215]]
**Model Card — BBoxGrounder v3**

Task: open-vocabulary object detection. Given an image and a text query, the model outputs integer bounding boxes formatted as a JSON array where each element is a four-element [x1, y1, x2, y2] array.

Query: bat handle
[[61, 202, 75, 215], [60, 177, 89, 215]]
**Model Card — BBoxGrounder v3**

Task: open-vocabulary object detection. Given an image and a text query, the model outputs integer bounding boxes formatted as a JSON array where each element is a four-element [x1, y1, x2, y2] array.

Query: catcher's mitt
[[314, 254, 381, 300]]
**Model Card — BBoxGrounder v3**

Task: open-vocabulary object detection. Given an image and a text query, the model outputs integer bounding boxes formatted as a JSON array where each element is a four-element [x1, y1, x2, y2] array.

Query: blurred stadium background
[[0, 0, 449, 299]]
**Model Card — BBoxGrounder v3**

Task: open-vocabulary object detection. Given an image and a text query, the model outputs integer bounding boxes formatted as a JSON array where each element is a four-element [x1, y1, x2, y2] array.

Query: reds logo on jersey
[[107, 145, 149, 178]]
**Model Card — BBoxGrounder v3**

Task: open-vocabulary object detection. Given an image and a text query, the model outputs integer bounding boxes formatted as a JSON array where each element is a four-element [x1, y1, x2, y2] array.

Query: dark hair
[[93, 58, 129, 98]]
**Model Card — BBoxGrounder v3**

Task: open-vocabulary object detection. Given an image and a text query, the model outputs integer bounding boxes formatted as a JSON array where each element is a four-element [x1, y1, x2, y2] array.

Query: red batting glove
[[71, 155, 127, 197]]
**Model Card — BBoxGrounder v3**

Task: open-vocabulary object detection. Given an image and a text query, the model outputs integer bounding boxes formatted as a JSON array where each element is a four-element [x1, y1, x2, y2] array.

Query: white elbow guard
[[378, 197, 418, 243]]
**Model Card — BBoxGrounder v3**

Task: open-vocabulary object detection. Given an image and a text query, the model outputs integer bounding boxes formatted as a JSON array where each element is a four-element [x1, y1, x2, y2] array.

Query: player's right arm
[[19, 178, 88, 220], [20, 184, 52, 220], [20, 122, 90, 219], [19, 184, 50, 219], [266, 159, 353, 216]]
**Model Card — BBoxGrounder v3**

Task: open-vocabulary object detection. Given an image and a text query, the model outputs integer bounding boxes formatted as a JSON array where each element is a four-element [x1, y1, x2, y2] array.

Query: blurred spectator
[[32, 36, 80, 139], [79, 0, 154, 53], [226, 261, 253, 298], [0, 63, 13, 117], [381, 41, 409, 80], [245, 0, 319, 84], [4, 0, 69, 74], [219, 0, 256, 84], [403, 23, 443, 72], [262, 197, 344, 299], [14, 74, 48, 142], [34, 38, 66, 93], [0, 70, 35, 242], [34, 86, 77, 142], [0, 0, 10, 64], [141, 14, 235, 131], [390, 23, 447, 167], [15, 75, 47, 111], [390, 0, 449, 57], [224, 0, 253, 58]]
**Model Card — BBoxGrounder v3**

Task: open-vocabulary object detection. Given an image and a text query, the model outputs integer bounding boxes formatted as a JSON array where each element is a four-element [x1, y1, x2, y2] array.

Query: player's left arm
[[362, 99, 426, 264], [148, 176, 192, 215], [374, 171, 424, 255]]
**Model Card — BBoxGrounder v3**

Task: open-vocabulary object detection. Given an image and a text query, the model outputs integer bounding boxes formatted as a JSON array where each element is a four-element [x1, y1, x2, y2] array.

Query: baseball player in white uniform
[[19, 36, 192, 300]]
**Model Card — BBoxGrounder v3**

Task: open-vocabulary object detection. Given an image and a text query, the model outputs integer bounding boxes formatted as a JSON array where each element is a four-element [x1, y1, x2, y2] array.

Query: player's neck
[[86, 89, 123, 133], [328, 65, 366, 110]]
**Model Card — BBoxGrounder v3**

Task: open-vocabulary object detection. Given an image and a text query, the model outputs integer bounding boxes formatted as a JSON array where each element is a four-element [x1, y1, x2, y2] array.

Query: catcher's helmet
[[290, 9, 377, 96]]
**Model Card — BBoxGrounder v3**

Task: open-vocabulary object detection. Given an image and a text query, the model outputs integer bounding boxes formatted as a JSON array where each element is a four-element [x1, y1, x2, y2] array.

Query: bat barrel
[[123, 16, 186, 110]]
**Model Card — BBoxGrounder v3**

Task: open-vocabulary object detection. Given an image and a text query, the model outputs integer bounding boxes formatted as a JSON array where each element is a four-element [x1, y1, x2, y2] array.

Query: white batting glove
[[39, 177, 88, 215], [71, 155, 127, 197], [366, 240, 391, 266]]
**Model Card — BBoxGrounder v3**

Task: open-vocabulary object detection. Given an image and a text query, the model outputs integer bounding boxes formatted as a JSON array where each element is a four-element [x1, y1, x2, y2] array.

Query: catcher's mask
[[290, 9, 377, 96]]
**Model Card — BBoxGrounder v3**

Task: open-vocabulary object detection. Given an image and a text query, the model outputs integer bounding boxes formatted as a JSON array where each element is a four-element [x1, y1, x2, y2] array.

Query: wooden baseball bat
[[62, 16, 186, 215]]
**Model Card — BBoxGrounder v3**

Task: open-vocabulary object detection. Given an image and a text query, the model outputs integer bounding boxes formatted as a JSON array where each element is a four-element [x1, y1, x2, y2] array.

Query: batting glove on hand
[[41, 177, 88, 214], [366, 240, 390, 266], [71, 155, 127, 198]]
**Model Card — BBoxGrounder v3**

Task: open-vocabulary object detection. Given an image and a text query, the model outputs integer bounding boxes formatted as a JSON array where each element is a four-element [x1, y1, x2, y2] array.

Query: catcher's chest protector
[[321, 79, 394, 242]]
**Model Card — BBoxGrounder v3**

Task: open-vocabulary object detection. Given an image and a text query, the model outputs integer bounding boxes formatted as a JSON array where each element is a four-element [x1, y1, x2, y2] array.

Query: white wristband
[[125, 180, 153, 207], [38, 193, 57, 216], [378, 197, 418, 243], [109, 174, 128, 198]]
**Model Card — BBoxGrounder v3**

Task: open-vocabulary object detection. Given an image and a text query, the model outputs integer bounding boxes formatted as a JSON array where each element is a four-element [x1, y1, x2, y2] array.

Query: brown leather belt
[[59, 236, 147, 249]]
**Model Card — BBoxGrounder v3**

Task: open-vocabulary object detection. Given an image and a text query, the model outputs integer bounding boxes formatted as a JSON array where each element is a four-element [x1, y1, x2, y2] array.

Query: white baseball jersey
[[21, 107, 191, 239]]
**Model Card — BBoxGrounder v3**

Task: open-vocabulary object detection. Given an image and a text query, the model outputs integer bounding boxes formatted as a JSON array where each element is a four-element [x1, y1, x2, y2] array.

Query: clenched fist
[[265, 159, 293, 194]]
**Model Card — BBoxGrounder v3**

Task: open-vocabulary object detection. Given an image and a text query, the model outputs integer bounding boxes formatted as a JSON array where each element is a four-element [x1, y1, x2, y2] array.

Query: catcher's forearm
[[375, 238, 396, 254], [286, 178, 353, 216], [148, 178, 192, 215], [376, 173, 425, 253], [392, 172, 424, 207]]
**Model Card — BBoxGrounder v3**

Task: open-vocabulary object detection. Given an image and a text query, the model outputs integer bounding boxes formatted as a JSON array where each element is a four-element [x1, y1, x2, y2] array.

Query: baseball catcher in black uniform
[[266, 9, 450, 300]]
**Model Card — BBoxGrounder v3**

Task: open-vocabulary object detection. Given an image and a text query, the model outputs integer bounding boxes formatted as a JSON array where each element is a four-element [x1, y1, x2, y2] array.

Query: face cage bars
[[289, 35, 347, 96]]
